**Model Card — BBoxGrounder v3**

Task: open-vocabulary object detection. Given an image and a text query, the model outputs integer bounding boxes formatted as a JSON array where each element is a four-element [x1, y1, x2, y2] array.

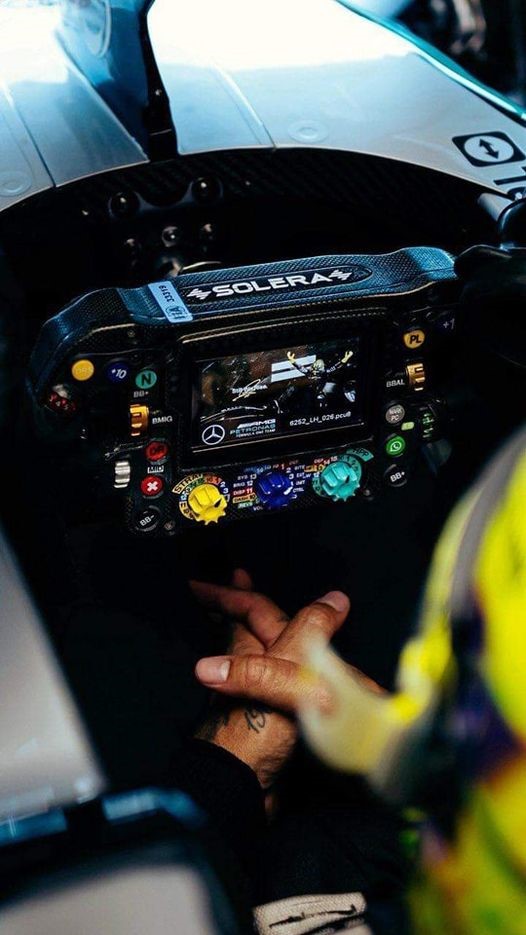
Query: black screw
[[110, 190, 139, 219], [192, 177, 221, 204], [199, 221, 217, 244], [161, 225, 182, 247]]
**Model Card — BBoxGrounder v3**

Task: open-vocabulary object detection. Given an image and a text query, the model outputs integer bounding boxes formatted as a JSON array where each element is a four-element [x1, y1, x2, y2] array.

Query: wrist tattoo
[[244, 704, 272, 733], [196, 705, 231, 742]]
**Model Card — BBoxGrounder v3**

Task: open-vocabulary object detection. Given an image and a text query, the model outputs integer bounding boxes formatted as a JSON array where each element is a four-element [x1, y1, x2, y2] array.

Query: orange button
[[130, 404, 149, 436], [406, 362, 426, 391], [71, 359, 95, 381]]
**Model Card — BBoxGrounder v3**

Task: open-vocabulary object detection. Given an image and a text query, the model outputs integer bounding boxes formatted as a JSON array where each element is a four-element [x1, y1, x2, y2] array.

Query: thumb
[[231, 568, 253, 591], [195, 653, 332, 714], [272, 591, 349, 661]]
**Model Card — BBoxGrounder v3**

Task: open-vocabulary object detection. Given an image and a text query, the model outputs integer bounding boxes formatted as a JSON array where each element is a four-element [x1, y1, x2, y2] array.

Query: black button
[[133, 506, 161, 533], [384, 464, 409, 488], [384, 402, 406, 426]]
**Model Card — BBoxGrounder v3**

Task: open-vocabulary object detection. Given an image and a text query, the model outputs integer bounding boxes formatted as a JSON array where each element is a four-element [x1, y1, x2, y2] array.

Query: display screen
[[192, 337, 364, 450]]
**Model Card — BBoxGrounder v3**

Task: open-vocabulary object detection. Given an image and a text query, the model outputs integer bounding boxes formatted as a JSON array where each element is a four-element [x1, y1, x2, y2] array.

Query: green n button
[[135, 369, 158, 389], [385, 435, 406, 458]]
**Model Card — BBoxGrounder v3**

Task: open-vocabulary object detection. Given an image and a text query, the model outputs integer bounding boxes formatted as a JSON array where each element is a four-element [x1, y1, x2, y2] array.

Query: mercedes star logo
[[202, 423, 226, 446]]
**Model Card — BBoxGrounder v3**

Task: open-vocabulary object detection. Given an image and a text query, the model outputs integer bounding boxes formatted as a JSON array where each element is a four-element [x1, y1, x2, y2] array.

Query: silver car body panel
[[0, 0, 526, 210], [0, 529, 105, 821], [0, 87, 52, 211], [0, 0, 525, 209], [0, 6, 147, 214], [148, 0, 526, 196]]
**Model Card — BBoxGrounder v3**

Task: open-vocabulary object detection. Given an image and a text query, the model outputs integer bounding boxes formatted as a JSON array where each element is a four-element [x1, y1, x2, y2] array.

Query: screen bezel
[[192, 336, 365, 452], [174, 311, 383, 469]]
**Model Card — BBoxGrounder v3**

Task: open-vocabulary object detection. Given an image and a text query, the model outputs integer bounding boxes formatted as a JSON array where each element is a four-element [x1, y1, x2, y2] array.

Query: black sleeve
[[170, 738, 266, 863]]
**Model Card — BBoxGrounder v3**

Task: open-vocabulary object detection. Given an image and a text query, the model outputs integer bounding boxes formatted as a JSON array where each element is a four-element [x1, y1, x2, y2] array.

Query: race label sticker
[[453, 131, 525, 167], [179, 265, 372, 304], [148, 281, 193, 322]]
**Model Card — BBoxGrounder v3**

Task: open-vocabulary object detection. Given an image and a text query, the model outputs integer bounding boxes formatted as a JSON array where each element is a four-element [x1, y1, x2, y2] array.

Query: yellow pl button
[[403, 328, 426, 349], [71, 358, 95, 381], [188, 483, 227, 524]]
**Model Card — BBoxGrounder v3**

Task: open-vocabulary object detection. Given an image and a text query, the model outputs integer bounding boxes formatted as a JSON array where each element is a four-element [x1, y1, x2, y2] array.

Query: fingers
[[272, 591, 349, 660], [231, 568, 253, 591], [195, 654, 332, 714], [189, 579, 289, 648], [229, 570, 255, 653]]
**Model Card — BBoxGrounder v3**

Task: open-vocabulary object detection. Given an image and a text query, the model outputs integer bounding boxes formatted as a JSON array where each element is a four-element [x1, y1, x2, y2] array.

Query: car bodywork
[[0, 0, 525, 220]]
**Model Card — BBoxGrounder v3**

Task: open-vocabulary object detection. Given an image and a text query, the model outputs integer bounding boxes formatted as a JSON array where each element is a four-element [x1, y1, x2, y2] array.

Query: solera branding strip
[[180, 265, 372, 304]]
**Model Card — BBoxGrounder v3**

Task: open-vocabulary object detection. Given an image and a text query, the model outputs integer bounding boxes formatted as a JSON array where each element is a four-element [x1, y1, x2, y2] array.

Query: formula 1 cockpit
[[1, 1, 526, 931]]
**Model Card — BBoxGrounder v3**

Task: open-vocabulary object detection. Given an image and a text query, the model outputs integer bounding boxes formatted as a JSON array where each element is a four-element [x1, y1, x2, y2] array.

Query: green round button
[[385, 435, 406, 458], [135, 369, 158, 390]]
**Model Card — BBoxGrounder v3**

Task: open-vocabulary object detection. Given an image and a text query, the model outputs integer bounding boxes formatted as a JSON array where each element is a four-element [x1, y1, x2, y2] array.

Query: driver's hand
[[191, 575, 351, 789]]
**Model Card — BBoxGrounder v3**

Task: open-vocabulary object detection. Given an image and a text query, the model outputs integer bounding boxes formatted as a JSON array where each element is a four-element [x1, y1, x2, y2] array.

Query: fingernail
[[318, 591, 349, 613], [196, 657, 231, 684]]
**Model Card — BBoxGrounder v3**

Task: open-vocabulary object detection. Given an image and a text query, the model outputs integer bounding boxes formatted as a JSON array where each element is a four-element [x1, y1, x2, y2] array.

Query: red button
[[46, 388, 77, 415], [140, 476, 164, 498], [145, 441, 169, 463]]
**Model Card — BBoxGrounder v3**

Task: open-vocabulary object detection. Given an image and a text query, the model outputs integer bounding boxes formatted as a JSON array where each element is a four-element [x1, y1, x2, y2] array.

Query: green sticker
[[135, 369, 158, 390]]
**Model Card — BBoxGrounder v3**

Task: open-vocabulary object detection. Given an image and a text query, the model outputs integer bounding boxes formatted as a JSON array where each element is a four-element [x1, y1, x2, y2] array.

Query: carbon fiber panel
[[68, 148, 486, 242]]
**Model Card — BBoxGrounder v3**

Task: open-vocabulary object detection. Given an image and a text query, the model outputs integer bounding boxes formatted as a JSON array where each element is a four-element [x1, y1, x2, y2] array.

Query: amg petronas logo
[[181, 265, 372, 303]]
